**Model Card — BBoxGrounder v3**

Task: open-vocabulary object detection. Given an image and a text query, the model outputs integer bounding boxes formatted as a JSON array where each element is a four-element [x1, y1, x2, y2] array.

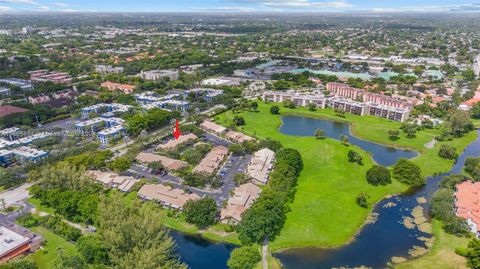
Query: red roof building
[[455, 181, 480, 237]]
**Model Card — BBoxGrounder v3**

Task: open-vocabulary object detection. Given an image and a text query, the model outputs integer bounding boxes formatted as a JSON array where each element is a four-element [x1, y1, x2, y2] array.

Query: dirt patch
[[403, 217, 416, 229], [383, 202, 397, 208], [409, 246, 429, 258], [416, 197, 427, 204], [365, 212, 379, 225], [391, 256, 408, 264]]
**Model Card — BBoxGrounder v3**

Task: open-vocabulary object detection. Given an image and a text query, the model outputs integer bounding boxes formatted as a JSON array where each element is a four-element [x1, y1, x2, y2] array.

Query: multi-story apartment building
[[28, 70, 72, 84], [326, 82, 414, 110], [367, 103, 410, 122], [80, 103, 133, 119], [329, 97, 369, 116], [328, 97, 410, 122], [262, 90, 327, 108]]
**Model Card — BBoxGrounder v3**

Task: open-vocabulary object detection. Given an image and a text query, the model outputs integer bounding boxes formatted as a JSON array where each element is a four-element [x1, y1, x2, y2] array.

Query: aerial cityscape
[[0, 2, 480, 269]]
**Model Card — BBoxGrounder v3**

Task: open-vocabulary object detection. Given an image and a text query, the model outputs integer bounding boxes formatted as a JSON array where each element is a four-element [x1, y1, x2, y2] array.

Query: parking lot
[[127, 133, 251, 206]]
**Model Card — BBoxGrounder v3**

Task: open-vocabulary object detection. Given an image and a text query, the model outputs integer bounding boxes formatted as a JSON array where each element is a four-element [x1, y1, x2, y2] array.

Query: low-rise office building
[[220, 183, 262, 224], [0, 222, 43, 263], [140, 70, 179, 81]]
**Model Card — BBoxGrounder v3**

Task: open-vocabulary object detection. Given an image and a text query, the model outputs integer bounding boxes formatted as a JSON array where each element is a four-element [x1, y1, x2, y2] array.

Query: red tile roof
[[456, 181, 480, 231], [0, 105, 28, 118]]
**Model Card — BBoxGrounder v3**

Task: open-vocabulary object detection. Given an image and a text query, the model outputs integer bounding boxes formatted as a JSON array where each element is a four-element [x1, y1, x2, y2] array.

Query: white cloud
[[52, 2, 69, 7], [0, 0, 36, 4], [0, 5, 13, 11], [195, 6, 259, 12], [60, 8, 78, 12], [227, 0, 352, 9], [362, 3, 480, 13], [37, 5, 49, 10]]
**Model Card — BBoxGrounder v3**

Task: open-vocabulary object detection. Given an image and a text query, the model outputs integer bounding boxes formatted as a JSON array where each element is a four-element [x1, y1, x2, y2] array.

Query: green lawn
[[28, 198, 56, 215], [396, 220, 469, 269], [26, 226, 77, 269], [214, 102, 477, 250]]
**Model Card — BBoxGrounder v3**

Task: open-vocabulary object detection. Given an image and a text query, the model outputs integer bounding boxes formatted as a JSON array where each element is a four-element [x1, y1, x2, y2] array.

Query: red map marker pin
[[173, 119, 181, 140]]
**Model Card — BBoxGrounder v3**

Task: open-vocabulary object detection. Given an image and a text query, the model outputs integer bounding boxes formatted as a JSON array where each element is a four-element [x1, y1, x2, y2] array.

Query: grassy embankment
[[396, 220, 470, 269], [215, 102, 477, 251], [26, 226, 77, 269]]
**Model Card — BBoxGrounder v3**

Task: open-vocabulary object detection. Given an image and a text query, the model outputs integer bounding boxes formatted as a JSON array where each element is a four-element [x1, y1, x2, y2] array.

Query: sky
[[1, 0, 480, 13]]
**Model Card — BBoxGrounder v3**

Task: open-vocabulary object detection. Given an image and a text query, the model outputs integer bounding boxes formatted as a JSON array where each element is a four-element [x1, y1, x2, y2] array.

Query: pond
[[278, 115, 418, 166], [172, 231, 236, 269]]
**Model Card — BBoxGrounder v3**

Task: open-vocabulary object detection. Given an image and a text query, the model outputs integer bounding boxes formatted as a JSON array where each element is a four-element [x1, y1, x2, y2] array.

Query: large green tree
[[393, 159, 424, 186], [366, 165, 391, 186], [184, 197, 218, 228]]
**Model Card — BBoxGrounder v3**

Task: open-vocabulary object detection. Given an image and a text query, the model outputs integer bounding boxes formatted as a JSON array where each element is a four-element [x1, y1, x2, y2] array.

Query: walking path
[[424, 138, 437, 149], [262, 238, 268, 269]]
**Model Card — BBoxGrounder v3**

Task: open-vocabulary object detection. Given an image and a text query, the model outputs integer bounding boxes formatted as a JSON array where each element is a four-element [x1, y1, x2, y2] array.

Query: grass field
[[215, 102, 477, 250], [396, 220, 469, 269], [26, 226, 77, 269]]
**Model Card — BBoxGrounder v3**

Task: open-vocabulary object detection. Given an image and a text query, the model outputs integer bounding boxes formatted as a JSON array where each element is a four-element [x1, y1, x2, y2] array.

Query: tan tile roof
[[138, 184, 200, 209], [225, 131, 253, 143], [220, 183, 261, 223], [247, 148, 275, 185], [86, 170, 138, 192], [200, 120, 226, 134], [135, 152, 188, 171], [156, 133, 198, 151], [192, 146, 229, 175]]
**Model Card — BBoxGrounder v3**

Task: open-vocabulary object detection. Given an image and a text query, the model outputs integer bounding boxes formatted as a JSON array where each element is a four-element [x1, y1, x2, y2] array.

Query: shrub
[[356, 192, 369, 208], [227, 245, 261, 269], [270, 106, 280, 114], [438, 144, 458, 160], [347, 150, 363, 165]]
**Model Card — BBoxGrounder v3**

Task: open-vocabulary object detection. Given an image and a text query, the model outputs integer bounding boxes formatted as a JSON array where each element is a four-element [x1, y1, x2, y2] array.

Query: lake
[[278, 115, 418, 166], [171, 115, 479, 269]]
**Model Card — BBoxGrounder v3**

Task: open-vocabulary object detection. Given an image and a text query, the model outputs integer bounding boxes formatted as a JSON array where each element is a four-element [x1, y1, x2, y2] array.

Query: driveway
[[0, 183, 32, 207]]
